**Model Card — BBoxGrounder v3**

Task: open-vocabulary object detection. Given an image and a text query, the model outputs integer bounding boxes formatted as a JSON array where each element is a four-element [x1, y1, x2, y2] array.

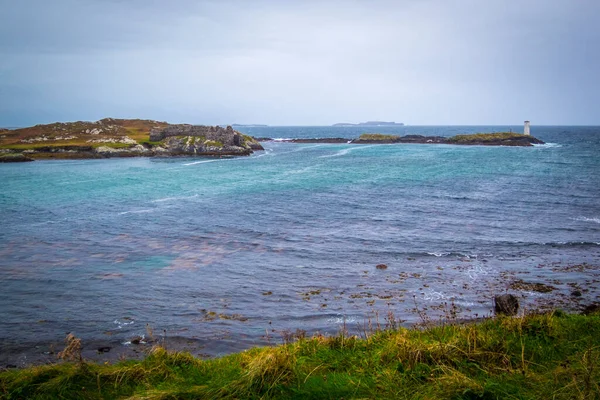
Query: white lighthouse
[[524, 121, 531, 135]]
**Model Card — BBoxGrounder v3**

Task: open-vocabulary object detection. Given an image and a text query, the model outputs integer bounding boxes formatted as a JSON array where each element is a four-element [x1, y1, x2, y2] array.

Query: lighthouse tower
[[524, 121, 531, 135]]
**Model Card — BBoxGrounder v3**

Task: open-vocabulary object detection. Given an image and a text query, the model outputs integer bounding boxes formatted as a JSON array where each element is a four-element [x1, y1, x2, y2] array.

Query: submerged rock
[[97, 346, 111, 353], [494, 294, 520, 316]]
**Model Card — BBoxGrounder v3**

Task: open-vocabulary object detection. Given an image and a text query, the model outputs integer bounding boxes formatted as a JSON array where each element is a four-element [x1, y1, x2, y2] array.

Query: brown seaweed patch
[[299, 288, 331, 301], [509, 279, 556, 293], [552, 263, 599, 273], [198, 309, 248, 322]]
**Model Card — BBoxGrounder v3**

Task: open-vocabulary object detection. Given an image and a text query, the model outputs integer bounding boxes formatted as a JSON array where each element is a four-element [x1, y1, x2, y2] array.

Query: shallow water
[[1, 125, 600, 365]]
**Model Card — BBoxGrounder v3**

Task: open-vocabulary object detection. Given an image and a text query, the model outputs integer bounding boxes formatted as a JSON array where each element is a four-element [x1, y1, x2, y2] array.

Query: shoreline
[[2, 260, 598, 369]]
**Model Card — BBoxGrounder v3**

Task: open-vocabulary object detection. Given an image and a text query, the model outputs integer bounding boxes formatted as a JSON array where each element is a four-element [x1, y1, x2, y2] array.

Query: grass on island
[[2, 310, 600, 399], [358, 133, 400, 141], [0, 119, 170, 152], [446, 132, 530, 143]]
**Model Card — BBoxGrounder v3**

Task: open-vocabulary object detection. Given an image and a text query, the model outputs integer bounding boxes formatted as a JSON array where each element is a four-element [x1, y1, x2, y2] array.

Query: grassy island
[[446, 132, 540, 145], [2, 311, 599, 399], [357, 133, 401, 141], [0, 119, 263, 161]]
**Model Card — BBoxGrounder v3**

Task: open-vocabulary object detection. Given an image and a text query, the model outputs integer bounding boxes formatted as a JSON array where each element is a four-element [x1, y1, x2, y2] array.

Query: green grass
[[358, 133, 400, 141], [447, 132, 529, 143], [2, 311, 599, 399], [204, 140, 224, 148]]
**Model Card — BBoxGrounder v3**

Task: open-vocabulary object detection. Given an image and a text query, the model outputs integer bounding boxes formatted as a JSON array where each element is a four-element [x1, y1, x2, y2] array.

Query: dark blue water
[[1, 125, 599, 364]]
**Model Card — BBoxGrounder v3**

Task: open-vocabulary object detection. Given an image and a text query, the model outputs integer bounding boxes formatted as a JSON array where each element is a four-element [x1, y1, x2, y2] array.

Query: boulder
[[494, 294, 519, 316]]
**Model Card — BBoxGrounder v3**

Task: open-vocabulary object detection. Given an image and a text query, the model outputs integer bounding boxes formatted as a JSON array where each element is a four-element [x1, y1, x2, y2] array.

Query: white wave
[[319, 145, 376, 159], [327, 315, 358, 324], [319, 148, 352, 158], [122, 334, 147, 346], [466, 265, 489, 281], [251, 151, 271, 159], [113, 319, 135, 329], [183, 159, 221, 166], [533, 142, 562, 148], [427, 252, 450, 257], [574, 216, 600, 224], [422, 290, 447, 301], [119, 209, 154, 215], [284, 166, 315, 175], [151, 194, 198, 203]]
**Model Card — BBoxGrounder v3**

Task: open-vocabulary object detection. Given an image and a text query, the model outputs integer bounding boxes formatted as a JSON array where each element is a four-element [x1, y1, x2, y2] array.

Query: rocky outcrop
[[0, 121, 264, 161], [494, 294, 520, 316], [0, 153, 34, 162], [149, 124, 239, 145], [146, 124, 263, 156]]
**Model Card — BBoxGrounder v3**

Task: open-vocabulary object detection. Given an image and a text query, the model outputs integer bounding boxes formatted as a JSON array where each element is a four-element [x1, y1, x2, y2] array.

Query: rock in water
[[376, 264, 388, 270], [494, 294, 519, 316]]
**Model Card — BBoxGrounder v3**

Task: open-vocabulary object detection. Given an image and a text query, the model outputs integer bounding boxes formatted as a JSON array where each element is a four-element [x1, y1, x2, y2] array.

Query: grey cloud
[[1, 0, 599, 126]]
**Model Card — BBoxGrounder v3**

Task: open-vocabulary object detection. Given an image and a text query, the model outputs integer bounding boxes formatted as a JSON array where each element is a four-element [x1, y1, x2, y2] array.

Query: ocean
[[1, 125, 599, 365]]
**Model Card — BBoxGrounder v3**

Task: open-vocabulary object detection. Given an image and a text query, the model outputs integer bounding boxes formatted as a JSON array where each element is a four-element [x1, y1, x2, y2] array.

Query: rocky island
[[0, 118, 264, 162], [261, 132, 544, 146]]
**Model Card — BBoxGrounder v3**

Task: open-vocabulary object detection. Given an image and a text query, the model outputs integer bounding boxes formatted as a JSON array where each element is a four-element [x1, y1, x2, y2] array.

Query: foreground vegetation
[[1, 311, 599, 399]]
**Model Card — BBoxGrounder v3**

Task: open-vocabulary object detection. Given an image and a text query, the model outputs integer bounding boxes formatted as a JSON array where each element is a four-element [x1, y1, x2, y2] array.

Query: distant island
[[0, 118, 264, 162], [333, 121, 404, 127], [231, 124, 269, 127]]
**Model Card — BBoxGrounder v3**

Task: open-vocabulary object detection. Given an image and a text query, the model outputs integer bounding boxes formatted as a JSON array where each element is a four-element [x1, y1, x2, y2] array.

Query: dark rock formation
[[149, 124, 240, 146], [97, 346, 111, 353], [0, 153, 34, 162], [582, 303, 600, 315], [494, 294, 520, 316], [376, 264, 388, 270]]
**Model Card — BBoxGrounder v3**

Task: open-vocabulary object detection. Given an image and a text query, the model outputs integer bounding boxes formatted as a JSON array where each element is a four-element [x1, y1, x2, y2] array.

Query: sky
[[1, 0, 599, 126]]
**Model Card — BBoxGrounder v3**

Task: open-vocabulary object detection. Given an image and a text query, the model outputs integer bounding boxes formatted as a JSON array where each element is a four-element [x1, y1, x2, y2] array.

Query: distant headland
[[332, 121, 405, 127], [0, 118, 264, 162]]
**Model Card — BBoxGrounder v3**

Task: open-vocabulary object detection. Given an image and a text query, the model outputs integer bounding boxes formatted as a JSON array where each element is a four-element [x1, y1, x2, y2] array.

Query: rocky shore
[[0, 119, 264, 162], [260, 132, 544, 146]]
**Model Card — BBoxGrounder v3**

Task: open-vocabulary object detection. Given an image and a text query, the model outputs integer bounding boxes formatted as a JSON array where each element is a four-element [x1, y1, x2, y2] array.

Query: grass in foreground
[[1, 311, 599, 399]]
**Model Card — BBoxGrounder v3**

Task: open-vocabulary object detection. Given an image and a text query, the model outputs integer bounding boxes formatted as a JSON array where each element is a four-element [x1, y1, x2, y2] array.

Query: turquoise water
[[1, 125, 599, 363]]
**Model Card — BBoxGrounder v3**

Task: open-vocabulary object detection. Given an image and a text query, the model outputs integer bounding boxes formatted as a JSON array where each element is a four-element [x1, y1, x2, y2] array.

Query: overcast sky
[[1, 0, 599, 126]]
